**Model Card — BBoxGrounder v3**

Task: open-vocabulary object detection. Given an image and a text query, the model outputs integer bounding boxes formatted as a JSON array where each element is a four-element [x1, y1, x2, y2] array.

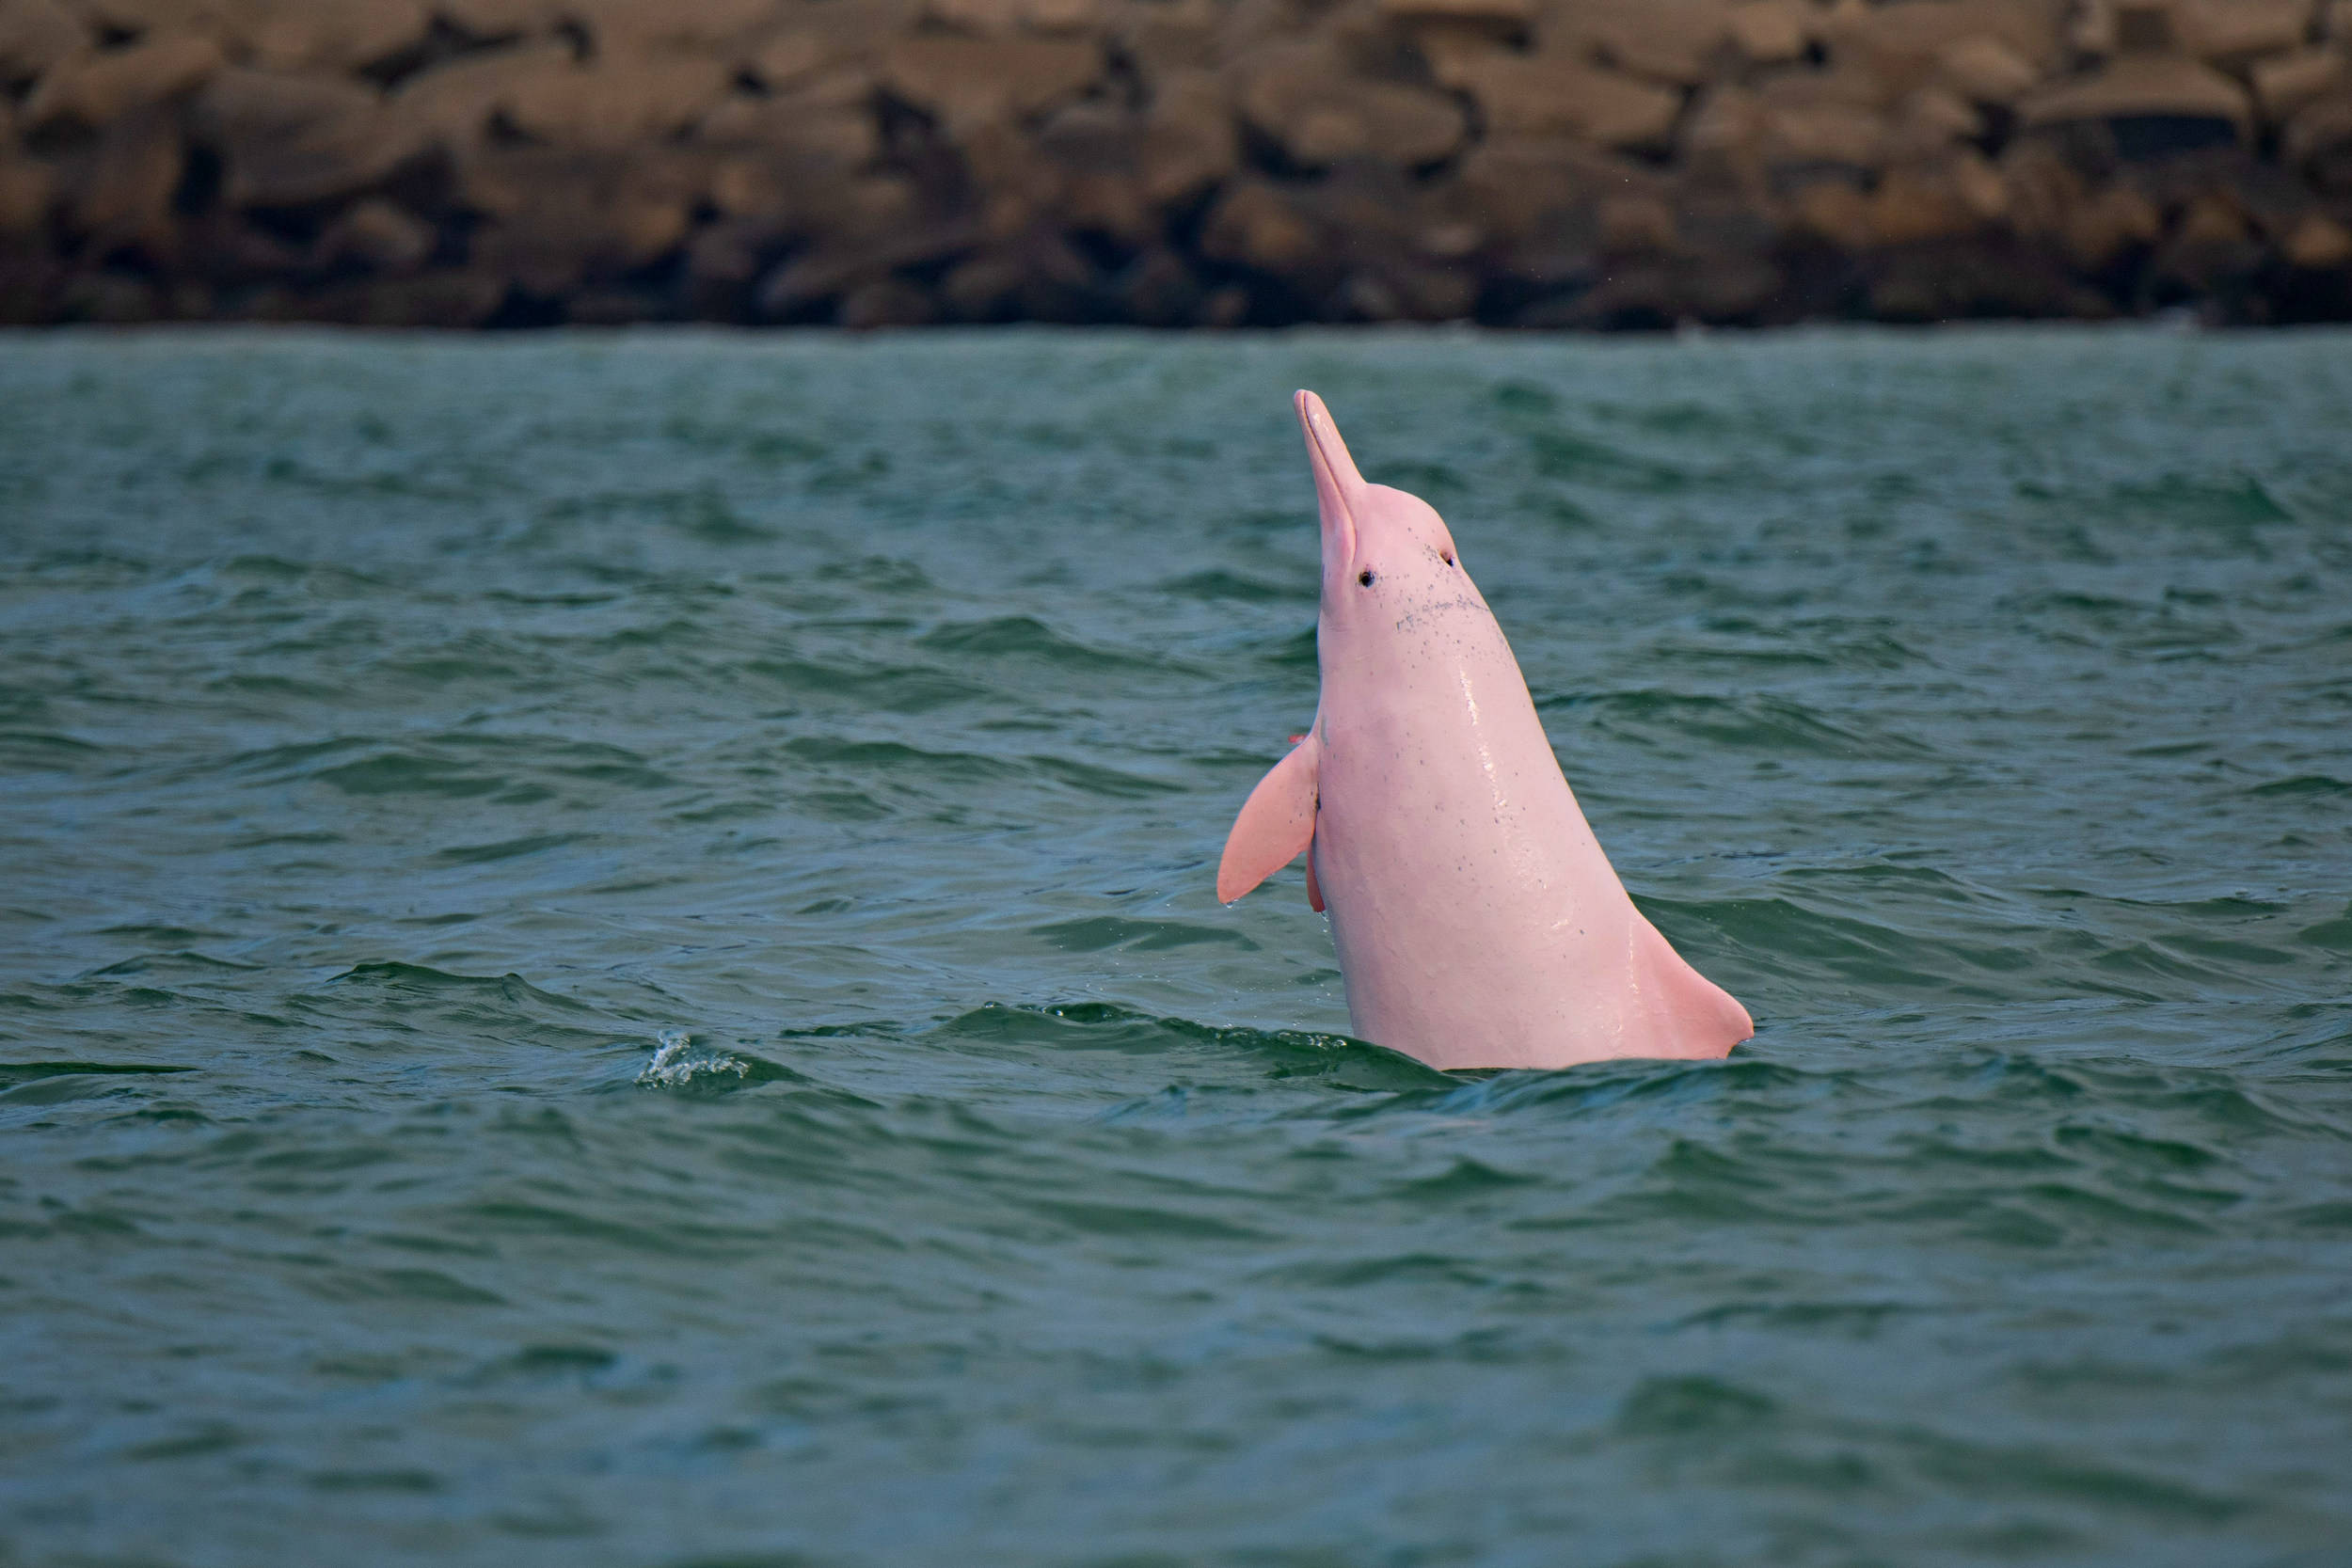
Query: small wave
[[637, 1028, 749, 1087]]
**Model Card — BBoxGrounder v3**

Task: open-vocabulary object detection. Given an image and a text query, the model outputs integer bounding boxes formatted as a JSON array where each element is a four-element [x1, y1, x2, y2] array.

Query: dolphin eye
[[1442, 551, 1454, 565], [1358, 569, 1375, 587]]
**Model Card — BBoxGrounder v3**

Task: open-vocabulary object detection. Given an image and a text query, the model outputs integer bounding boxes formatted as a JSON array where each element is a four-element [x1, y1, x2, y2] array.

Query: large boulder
[[2021, 52, 2254, 151], [1816, 0, 2065, 105], [315, 197, 437, 273], [570, 0, 782, 55], [503, 55, 735, 149], [385, 40, 573, 148], [1867, 150, 2008, 244], [2252, 50, 2346, 124], [2284, 90, 2352, 189], [190, 67, 420, 206], [1454, 134, 1659, 278], [60, 103, 181, 247], [1725, 0, 1810, 64], [237, 0, 431, 73], [1450, 54, 1684, 149], [1933, 34, 2042, 105], [2174, 0, 2315, 66], [753, 213, 982, 319], [24, 30, 221, 129], [1546, 0, 1732, 87], [740, 4, 905, 90], [1234, 40, 1465, 166], [432, 0, 566, 38], [1138, 69, 1238, 206], [0, 155, 55, 234], [882, 34, 1102, 132], [1200, 176, 1324, 273], [1115, 0, 1219, 78], [1755, 76, 1895, 171], [463, 147, 706, 292], [0, 0, 85, 87]]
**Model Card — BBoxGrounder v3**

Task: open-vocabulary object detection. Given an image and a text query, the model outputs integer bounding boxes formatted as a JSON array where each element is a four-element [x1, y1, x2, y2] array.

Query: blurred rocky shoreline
[[2, 0, 2349, 328]]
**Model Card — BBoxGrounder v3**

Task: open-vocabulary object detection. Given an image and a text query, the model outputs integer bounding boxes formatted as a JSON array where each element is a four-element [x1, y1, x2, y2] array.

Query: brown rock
[[243, 0, 429, 72], [1455, 135, 1655, 282], [939, 229, 1096, 318], [1597, 191, 1677, 253], [0, 156, 54, 234], [433, 0, 564, 37], [2176, 0, 2313, 65], [839, 276, 938, 328], [573, 0, 782, 55], [702, 78, 878, 150], [342, 270, 508, 325], [2252, 50, 2345, 122], [1200, 178, 1323, 272], [1236, 40, 1466, 166], [1787, 175, 1874, 248], [2281, 209, 2352, 264], [191, 68, 420, 207], [0, 0, 85, 87], [2022, 53, 2254, 138], [466, 149, 704, 292], [1452, 55, 1683, 149], [1819, 0, 2064, 103], [927, 0, 1103, 33], [1027, 100, 1153, 242], [1114, 245, 1203, 325], [1116, 0, 1218, 78], [1378, 0, 1533, 21], [2174, 189, 2249, 244], [1552, 0, 1732, 87], [2062, 181, 2163, 267], [504, 55, 734, 150], [2284, 90, 2352, 188], [1726, 0, 1809, 63], [63, 103, 180, 248], [386, 41, 575, 149], [1757, 90, 1890, 170], [1934, 34, 2042, 104], [1998, 136, 2086, 237], [882, 35, 1101, 132], [1681, 82, 1764, 177], [1868, 151, 2006, 244], [316, 197, 435, 273], [685, 215, 781, 287], [24, 30, 221, 129], [755, 216, 981, 317], [1139, 69, 1237, 205], [742, 8, 902, 91], [1888, 84, 1985, 158]]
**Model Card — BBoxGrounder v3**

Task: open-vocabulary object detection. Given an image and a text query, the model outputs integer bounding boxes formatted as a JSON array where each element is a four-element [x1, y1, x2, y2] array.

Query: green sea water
[[2, 325, 2348, 1567]]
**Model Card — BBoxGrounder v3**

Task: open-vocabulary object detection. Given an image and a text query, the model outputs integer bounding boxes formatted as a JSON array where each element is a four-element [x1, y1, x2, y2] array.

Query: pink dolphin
[[1216, 390, 1754, 1071]]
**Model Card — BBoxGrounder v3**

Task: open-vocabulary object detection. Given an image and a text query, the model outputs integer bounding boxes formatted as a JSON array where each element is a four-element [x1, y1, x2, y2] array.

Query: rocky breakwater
[[0, 0, 2349, 327]]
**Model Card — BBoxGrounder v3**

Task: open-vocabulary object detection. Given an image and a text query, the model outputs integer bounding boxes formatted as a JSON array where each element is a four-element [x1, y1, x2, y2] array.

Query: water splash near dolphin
[[1219, 390, 1754, 1071]]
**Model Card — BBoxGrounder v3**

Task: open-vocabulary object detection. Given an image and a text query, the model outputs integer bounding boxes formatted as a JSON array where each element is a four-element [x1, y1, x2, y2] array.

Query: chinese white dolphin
[[1217, 390, 1753, 1070]]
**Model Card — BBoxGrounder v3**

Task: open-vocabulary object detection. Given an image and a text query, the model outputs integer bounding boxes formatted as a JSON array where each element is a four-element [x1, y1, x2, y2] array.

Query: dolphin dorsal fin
[[1216, 735, 1319, 904]]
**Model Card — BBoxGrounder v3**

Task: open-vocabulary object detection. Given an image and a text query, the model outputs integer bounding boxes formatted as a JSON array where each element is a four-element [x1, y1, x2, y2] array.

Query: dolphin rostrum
[[1217, 390, 1754, 1070]]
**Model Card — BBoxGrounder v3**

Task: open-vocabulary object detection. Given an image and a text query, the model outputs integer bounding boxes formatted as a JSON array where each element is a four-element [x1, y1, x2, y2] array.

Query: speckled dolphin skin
[[1218, 390, 1755, 1070]]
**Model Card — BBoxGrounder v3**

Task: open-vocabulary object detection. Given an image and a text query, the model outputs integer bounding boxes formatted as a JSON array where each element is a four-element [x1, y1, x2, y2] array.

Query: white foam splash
[[636, 1028, 749, 1087]]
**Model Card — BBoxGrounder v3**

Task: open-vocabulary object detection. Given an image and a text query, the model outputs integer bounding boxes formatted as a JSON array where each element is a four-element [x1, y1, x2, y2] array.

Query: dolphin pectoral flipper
[[1216, 736, 1319, 905], [1631, 917, 1756, 1055]]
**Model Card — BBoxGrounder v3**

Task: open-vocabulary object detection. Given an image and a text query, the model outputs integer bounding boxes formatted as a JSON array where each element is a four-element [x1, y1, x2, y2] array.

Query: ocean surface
[[2, 325, 2348, 1567]]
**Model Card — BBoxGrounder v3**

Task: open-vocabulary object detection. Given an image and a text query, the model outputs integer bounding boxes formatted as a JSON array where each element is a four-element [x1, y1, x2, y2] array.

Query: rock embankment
[[2, 0, 2349, 326]]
